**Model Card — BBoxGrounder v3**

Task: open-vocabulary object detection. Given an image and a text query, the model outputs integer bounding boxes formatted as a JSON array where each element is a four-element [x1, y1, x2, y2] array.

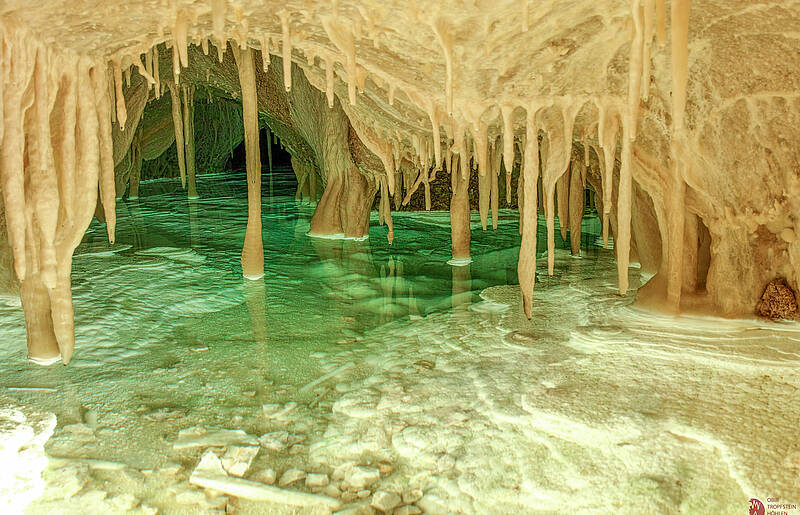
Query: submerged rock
[[371, 490, 401, 512], [756, 279, 798, 320]]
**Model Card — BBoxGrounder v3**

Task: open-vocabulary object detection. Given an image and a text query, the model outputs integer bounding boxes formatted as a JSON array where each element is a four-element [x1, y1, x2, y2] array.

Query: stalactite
[[153, 45, 161, 99], [617, 122, 633, 295], [428, 105, 442, 170], [260, 34, 270, 71], [656, 0, 667, 44], [323, 56, 335, 108], [112, 60, 127, 129], [665, 0, 691, 309], [212, 0, 226, 45], [380, 176, 394, 244], [432, 19, 454, 116], [627, 0, 644, 140], [542, 101, 580, 276], [671, 0, 691, 133], [279, 10, 292, 92], [490, 138, 500, 229], [477, 143, 490, 230], [518, 105, 541, 318], [232, 46, 264, 280], [501, 105, 515, 177], [144, 50, 154, 89], [132, 54, 155, 87], [642, 0, 655, 101], [595, 101, 619, 248], [129, 126, 142, 199], [174, 11, 189, 69], [449, 154, 471, 263], [183, 85, 198, 198], [167, 82, 187, 188], [91, 65, 116, 243], [556, 166, 570, 241], [568, 160, 585, 255]]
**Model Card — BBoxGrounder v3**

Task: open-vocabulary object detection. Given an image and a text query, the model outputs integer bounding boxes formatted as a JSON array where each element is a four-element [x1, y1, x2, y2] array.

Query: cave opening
[[227, 126, 296, 198]]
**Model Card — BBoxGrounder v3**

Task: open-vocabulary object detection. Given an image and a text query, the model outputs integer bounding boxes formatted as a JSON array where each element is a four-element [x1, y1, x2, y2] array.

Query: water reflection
[[77, 171, 604, 348]]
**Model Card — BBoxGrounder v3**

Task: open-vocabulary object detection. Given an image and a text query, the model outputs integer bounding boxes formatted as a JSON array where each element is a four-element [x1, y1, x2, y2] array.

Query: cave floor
[[0, 171, 798, 514]]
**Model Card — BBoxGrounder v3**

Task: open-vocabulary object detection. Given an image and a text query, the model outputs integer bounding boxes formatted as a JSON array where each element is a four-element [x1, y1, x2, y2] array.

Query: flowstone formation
[[1, 1, 799, 363]]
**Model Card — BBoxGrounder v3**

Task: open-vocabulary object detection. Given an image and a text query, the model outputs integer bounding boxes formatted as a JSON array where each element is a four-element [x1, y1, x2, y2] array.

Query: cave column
[[19, 277, 61, 365], [449, 154, 471, 264], [166, 82, 186, 188], [183, 85, 198, 199], [128, 126, 142, 199], [233, 46, 264, 280], [568, 161, 585, 255]]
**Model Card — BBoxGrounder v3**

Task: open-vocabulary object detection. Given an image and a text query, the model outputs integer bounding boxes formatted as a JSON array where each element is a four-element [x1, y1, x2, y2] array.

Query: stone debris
[[258, 430, 290, 451], [401, 489, 423, 504], [278, 467, 306, 487], [220, 445, 259, 477], [190, 451, 340, 510], [173, 427, 258, 449], [251, 467, 276, 485], [341, 465, 380, 491], [305, 472, 330, 488], [394, 505, 422, 515], [262, 402, 297, 420]]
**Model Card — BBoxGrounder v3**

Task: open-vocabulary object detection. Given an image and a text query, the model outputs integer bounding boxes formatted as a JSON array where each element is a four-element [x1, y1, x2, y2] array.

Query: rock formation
[[1, 1, 799, 363]]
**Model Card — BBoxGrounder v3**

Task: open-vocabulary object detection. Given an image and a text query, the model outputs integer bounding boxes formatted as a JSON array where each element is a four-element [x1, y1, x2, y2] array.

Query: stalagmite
[[279, 10, 292, 92], [232, 46, 264, 280], [167, 82, 187, 188], [182, 86, 198, 198], [518, 106, 541, 318]]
